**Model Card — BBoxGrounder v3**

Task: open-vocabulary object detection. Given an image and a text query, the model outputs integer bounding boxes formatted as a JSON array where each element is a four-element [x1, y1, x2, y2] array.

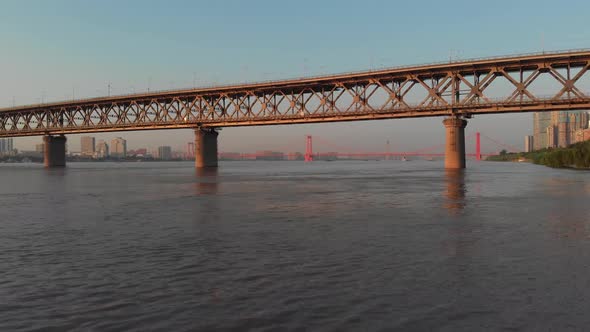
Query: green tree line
[[486, 140, 590, 169]]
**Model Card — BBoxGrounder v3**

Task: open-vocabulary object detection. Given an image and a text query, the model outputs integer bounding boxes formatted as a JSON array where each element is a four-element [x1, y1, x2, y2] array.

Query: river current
[[1, 160, 590, 331]]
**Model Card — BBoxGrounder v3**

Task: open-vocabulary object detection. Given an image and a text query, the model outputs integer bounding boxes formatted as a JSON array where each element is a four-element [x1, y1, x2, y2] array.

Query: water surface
[[1, 160, 589, 331]]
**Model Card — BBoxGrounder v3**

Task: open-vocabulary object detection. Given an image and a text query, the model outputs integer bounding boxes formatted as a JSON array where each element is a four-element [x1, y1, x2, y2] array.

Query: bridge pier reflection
[[43, 135, 67, 168], [444, 169, 466, 215], [195, 167, 219, 195], [443, 117, 467, 169], [195, 128, 218, 168]]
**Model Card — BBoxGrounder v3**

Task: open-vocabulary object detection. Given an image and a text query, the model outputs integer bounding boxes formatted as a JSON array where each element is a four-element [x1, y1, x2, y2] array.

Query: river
[[1, 160, 589, 331]]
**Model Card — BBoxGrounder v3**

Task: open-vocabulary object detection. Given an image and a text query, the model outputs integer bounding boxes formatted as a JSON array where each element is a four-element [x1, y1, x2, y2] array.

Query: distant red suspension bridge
[[224, 132, 517, 161]]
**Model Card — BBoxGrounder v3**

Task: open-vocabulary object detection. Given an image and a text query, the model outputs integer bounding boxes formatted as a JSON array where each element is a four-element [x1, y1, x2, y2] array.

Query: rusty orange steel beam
[[1, 49, 590, 137]]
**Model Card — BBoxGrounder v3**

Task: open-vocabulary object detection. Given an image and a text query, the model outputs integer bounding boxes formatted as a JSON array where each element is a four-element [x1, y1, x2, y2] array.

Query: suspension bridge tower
[[386, 139, 391, 160], [476, 132, 481, 161], [304, 135, 313, 162]]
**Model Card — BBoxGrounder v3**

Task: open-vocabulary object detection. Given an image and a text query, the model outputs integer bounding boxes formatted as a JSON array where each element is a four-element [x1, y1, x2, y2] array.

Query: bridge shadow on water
[[444, 169, 466, 216]]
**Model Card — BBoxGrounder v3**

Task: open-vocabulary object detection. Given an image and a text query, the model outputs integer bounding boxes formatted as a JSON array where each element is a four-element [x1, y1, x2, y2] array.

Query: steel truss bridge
[[2, 49, 590, 138]]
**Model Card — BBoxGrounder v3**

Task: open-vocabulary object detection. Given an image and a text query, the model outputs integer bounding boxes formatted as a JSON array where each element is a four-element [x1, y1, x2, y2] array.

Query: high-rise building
[[574, 128, 590, 143], [533, 111, 589, 150], [558, 122, 569, 147], [524, 135, 534, 153], [80, 136, 95, 156], [157, 146, 172, 160], [111, 137, 127, 158], [0, 138, 14, 155], [186, 142, 195, 159], [533, 112, 552, 150], [547, 125, 557, 148], [96, 140, 109, 158]]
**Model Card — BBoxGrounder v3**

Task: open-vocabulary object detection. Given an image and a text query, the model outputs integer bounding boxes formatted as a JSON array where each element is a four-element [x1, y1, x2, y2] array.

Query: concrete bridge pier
[[43, 135, 67, 168], [195, 128, 218, 168], [443, 117, 467, 169]]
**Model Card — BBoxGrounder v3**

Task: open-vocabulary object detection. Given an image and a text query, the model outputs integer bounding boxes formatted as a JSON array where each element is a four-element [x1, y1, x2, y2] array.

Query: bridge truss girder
[[1, 50, 590, 137]]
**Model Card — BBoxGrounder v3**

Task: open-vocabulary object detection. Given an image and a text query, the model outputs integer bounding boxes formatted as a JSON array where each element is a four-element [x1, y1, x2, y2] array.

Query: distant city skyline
[[3, 0, 590, 153]]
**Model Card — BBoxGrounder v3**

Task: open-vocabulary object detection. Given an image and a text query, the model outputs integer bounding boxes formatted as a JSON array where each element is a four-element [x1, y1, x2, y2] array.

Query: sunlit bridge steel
[[3, 49, 590, 169]]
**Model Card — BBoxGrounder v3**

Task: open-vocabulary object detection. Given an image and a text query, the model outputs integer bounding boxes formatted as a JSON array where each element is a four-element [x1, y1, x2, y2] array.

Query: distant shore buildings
[[532, 111, 590, 150], [10, 135, 453, 162], [157, 146, 172, 160], [6, 135, 204, 162]]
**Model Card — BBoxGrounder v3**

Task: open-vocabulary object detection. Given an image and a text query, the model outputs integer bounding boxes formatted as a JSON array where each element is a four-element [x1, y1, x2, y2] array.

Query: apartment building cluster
[[527, 111, 590, 151]]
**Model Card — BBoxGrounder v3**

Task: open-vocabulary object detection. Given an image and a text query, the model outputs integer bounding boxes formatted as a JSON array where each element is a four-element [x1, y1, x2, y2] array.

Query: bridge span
[[2, 49, 590, 168]]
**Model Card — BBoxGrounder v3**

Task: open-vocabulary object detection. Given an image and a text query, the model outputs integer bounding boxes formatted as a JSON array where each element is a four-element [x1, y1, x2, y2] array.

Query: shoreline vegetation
[[487, 141, 590, 169]]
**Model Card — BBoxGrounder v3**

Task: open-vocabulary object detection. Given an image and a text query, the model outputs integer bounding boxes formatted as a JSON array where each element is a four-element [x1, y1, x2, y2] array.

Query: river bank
[[487, 141, 590, 169]]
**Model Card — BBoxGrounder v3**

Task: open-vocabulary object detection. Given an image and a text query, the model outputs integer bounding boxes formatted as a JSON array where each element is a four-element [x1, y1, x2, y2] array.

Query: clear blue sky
[[1, 0, 589, 153]]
